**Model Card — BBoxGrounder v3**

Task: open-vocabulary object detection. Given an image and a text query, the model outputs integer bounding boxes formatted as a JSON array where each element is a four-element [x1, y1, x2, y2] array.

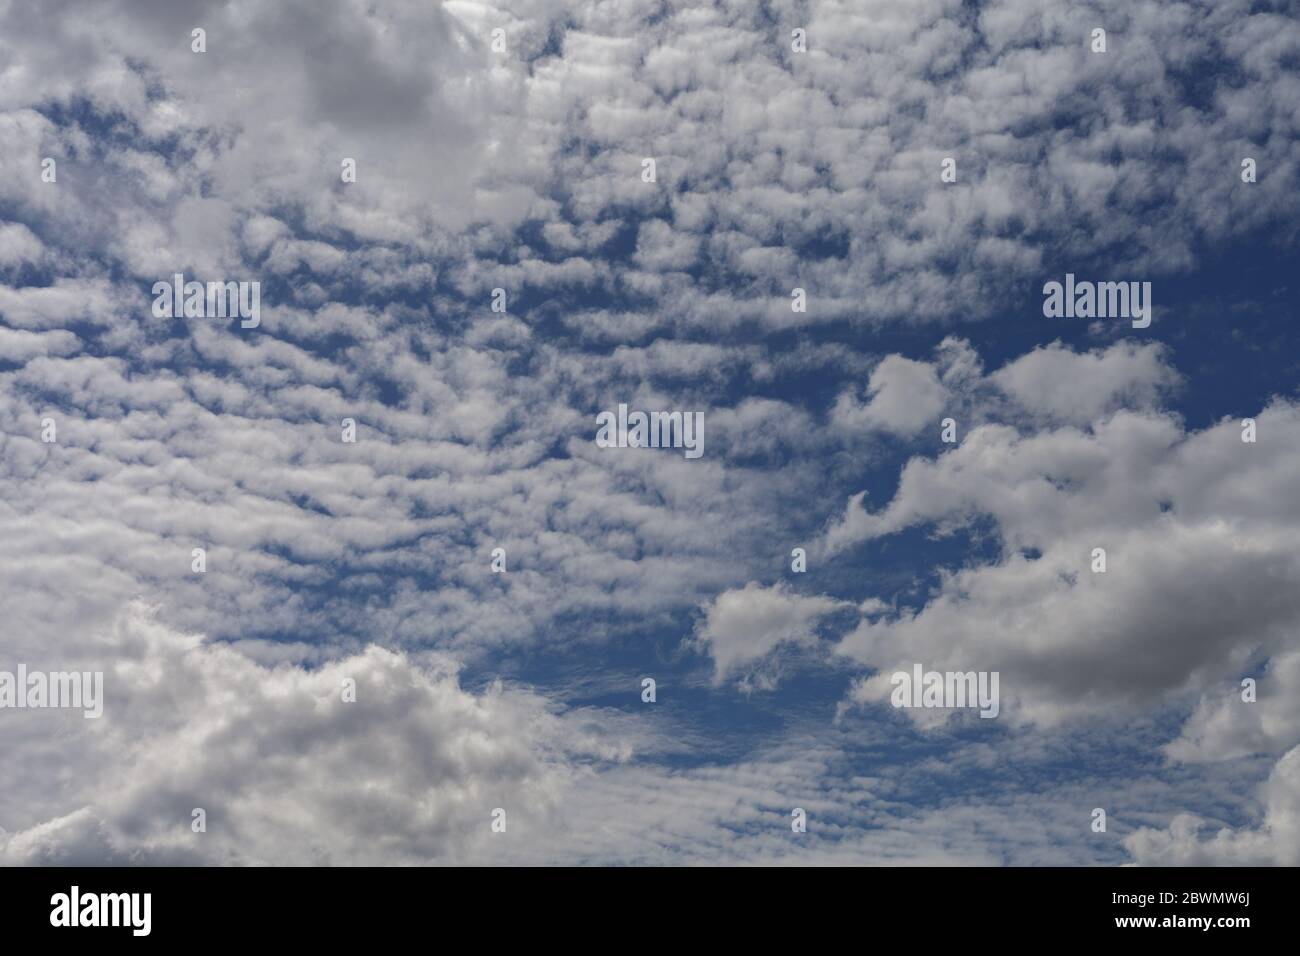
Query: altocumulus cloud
[[0, 0, 1298, 865]]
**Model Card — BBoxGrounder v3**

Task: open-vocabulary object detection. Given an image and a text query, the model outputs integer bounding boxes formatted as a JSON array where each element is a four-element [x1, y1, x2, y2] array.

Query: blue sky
[[1, 0, 1298, 865]]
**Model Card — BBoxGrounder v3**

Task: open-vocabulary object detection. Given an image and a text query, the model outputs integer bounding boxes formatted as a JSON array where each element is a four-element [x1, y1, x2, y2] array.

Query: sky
[[0, 0, 1298, 865]]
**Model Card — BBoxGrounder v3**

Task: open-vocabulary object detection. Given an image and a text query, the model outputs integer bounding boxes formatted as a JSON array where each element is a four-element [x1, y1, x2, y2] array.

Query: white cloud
[[832, 354, 949, 436], [0, 0, 1297, 867], [1166, 651, 1300, 763], [990, 341, 1179, 425], [829, 400, 1300, 726], [696, 582, 846, 688], [1125, 745, 1300, 866], [0, 601, 635, 865]]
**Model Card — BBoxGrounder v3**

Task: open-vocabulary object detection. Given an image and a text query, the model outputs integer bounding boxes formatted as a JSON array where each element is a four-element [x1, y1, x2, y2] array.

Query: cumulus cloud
[[829, 399, 1300, 725], [820, 338, 1192, 555], [831, 354, 949, 436], [989, 341, 1180, 425], [0, 602, 635, 865], [1125, 745, 1300, 866], [1166, 651, 1300, 763], [696, 582, 846, 688]]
